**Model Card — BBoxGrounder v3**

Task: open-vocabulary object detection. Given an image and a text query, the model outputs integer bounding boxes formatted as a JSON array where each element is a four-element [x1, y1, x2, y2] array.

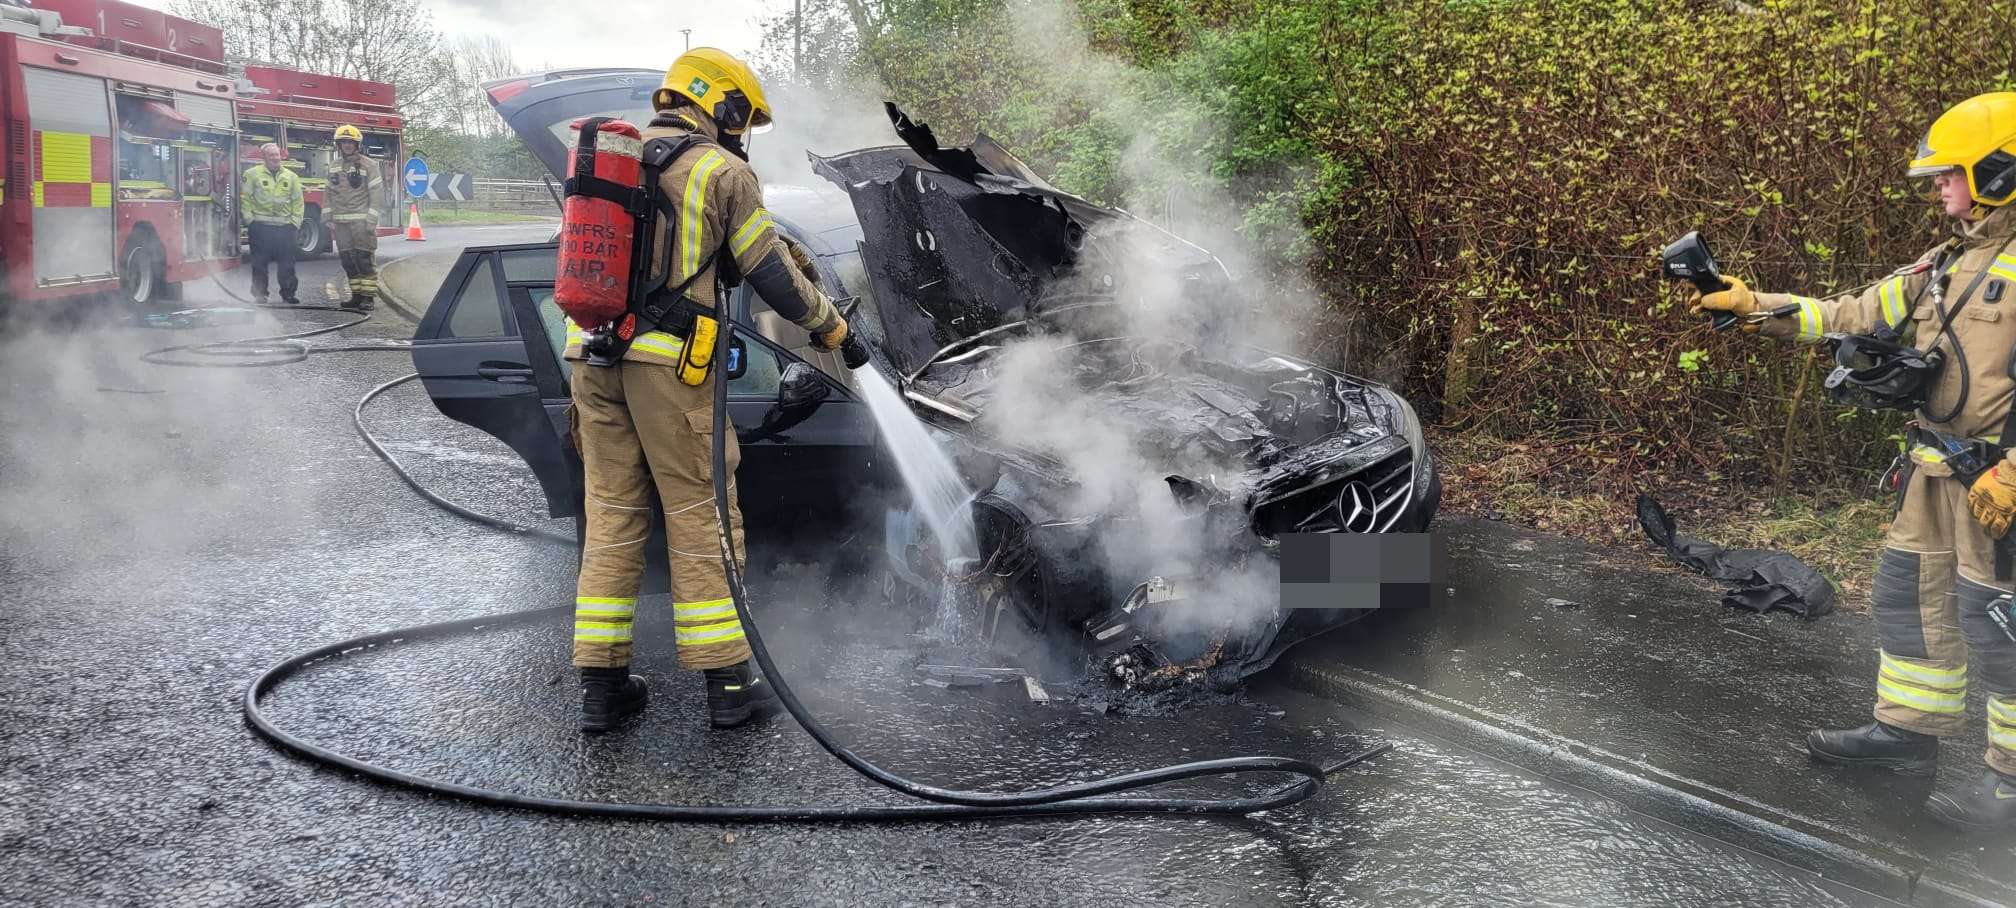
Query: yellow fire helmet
[[654, 48, 772, 135], [334, 124, 363, 144], [1909, 92, 2016, 207]]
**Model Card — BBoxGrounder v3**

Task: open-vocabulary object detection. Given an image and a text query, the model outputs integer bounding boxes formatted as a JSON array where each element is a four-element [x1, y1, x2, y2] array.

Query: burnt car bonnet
[[810, 104, 1235, 377]]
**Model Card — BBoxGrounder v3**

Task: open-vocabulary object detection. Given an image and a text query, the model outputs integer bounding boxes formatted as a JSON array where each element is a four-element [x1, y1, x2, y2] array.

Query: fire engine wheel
[[121, 239, 166, 307], [298, 208, 331, 257]]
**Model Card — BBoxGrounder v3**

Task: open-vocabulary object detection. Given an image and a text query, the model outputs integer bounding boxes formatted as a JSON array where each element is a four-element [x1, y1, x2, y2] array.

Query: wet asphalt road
[[0, 255, 1919, 906]]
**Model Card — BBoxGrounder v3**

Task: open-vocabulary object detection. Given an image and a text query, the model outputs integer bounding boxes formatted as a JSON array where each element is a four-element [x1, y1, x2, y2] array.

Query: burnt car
[[411, 69, 1439, 685]]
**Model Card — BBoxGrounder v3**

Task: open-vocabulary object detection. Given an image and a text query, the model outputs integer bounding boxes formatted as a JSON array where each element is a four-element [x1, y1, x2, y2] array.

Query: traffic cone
[[405, 203, 426, 242]]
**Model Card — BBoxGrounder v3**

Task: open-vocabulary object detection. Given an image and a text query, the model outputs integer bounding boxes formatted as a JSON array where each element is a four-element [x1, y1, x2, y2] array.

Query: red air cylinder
[[555, 118, 643, 330]]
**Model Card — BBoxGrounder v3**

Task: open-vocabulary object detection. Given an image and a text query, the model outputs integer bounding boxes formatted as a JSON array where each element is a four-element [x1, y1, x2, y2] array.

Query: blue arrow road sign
[[402, 158, 430, 199]]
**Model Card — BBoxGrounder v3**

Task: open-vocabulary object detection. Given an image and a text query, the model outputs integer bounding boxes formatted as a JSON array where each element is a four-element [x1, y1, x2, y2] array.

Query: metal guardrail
[[421, 178, 556, 212]]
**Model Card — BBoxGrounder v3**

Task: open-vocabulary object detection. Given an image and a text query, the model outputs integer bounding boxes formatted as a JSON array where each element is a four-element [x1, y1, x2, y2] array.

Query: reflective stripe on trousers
[[569, 358, 749, 671], [573, 596, 638, 647]]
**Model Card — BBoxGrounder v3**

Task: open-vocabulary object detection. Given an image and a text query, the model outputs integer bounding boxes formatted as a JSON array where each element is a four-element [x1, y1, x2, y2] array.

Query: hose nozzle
[[840, 331, 871, 370]]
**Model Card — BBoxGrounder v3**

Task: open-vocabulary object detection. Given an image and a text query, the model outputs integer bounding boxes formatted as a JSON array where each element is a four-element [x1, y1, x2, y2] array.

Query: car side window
[[828, 249, 883, 339], [500, 248, 559, 284], [445, 254, 507, 338], [530, 288, 571, 380], [730, 336, 785, 395]]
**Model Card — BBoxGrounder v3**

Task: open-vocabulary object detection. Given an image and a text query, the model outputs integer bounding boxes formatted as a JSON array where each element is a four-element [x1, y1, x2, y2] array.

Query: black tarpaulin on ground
[[1635, 494, 1836, 618]]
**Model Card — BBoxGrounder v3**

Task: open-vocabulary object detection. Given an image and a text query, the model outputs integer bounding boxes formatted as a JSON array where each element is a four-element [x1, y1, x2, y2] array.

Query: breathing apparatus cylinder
[[555, 119, 644, 334]]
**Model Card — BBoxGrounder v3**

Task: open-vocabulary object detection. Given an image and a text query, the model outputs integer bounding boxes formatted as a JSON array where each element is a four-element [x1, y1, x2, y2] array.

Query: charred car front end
[[821, 107, 1440, 684]]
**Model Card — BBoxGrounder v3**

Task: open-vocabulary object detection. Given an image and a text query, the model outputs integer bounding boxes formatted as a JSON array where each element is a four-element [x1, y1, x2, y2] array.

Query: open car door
[[410, 245, 581, 519]]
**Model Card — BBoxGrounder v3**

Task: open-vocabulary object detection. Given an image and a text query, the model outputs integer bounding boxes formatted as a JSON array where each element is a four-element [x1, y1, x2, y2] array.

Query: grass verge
[[1431, 429, 1891, 609], [411, 208, 556, 225]]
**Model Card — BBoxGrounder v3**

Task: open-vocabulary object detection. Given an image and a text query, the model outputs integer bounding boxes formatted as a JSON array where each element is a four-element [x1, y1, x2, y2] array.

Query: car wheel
[[970, 494, 1058, 654]]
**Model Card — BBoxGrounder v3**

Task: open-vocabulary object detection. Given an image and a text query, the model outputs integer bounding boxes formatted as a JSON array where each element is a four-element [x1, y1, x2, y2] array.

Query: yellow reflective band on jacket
[[1880, 651, 1966, 689], [563, 324, 686, 364], [675, 598, 738, 621], [630, 331, 686, 359], [1788, 296, 1824, 342], [331, 212, 373, 221], [675, 619, 746, 646], [679, 150, 728, 281], [1991, 253, 2016, 283], [1878, 677, 1968, 713], [731, 208, 774, 257], [1879, 278, 1910, 328]]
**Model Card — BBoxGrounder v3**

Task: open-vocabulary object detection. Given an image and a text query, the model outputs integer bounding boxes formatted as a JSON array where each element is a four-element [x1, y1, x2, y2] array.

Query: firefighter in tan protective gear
[[568, 49, 861, 732], [324, 124, 383, 311], [1694, 92, 2016, 834]]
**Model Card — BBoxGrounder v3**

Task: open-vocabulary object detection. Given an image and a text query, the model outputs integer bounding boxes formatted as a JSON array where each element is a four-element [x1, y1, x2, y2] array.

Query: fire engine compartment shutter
[[22, 66, 115, 286], [173, 93, 233, 131]]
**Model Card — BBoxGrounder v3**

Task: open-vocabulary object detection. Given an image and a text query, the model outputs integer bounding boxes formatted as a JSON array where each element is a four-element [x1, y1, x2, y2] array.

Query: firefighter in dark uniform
[[567, 49, 864, 732], [324, 124, 383, 312], [1695, 92, 2016, 834]]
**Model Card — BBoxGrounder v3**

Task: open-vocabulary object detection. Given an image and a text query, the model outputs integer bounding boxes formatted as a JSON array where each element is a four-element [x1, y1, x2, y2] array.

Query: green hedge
[[795, 0, 2016, 488]]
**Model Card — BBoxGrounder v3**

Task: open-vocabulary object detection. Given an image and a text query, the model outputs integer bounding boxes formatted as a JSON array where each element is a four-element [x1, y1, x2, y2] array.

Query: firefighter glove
[[784, 237, 820, 285], [1970, 466, 2016, 538], [813, 317, 849, 351], [814, 317, 871, 370], [1688, 276, 1760, 320]]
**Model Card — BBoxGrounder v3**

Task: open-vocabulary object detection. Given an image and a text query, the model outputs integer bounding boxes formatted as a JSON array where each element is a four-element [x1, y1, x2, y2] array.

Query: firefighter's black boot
[[705, 660, 781, 728], [579, 666, 647, 733], [1926, 768, 2016, 834], [1807, 720, 1939, 776]]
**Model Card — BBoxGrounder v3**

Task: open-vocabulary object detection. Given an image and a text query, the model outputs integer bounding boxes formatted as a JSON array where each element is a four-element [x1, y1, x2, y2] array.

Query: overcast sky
[[428, 0, 778, 70], [127, 0, 780, 72]]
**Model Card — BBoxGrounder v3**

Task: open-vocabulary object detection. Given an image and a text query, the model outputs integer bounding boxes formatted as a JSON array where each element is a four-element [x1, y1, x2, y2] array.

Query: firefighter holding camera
[[1693, 93, 2016, 834]]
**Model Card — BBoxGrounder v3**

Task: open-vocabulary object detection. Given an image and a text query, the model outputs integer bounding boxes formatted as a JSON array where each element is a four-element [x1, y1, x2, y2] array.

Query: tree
[[435, 35, 530, 139], [168, 0, 452, 124]]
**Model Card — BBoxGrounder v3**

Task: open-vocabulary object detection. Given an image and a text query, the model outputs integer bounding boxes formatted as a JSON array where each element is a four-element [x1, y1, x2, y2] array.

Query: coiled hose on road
[[154, 290, 1388, 821]]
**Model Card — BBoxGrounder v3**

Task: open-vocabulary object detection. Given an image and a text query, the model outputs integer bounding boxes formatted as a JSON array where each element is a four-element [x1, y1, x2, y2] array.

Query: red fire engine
[[0, 0, 241, 306], [235, 64, 403, 258]]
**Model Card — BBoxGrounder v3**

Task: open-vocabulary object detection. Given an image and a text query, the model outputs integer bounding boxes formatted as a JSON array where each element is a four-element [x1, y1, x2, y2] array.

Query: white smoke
[[739, 0, 1334, 661]]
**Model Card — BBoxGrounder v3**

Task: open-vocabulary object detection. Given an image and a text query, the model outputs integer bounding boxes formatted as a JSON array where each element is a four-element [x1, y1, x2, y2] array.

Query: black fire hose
[[229, 305, 1387, 822]]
